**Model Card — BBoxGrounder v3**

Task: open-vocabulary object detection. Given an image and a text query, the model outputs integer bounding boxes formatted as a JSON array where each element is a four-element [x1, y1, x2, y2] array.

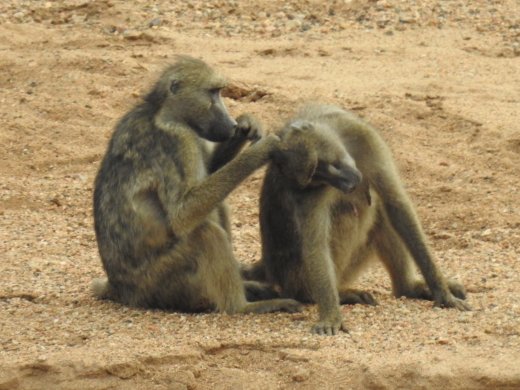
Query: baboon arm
[[299, 206, 341, 321], [209, 137, 247, 173], [209, 113, 263, 173], [164, 140, 274, 237], [304, 248, 340, 321], [379, 181, 470, 310], [383, 198, 446, 293]]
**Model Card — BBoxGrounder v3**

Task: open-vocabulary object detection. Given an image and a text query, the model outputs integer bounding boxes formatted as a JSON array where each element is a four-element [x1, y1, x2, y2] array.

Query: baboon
[[92, 55, 301, 314], [243, 103, 469, 335]]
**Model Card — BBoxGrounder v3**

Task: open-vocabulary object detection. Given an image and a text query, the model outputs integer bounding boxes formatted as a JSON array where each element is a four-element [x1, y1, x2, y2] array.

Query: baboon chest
[[329, 189, 377, 268]]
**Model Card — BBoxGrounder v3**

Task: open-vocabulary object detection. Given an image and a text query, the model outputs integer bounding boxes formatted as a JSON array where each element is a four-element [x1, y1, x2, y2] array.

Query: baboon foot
[[339, 289, 377, 305], [397, 281, 433, 300], [91, 277, 110, 299], [399, 280, 468, 301], [398, 281, 471, 311], [240, 261, 266, 282], [241, 298, 303, 314], [433, 292, 471, 311], [244, 280, 280, 301], [311, 314, 348, 336], [447, 279, 467, 300]]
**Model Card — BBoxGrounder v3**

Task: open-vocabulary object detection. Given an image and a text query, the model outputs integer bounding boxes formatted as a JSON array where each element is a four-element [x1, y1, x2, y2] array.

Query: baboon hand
[[434, 293, 471, 311], [235, 113, 264, 141], [253, 133, 281, 154], [311, 311, 348, 336], [311, 318, 348, 336]]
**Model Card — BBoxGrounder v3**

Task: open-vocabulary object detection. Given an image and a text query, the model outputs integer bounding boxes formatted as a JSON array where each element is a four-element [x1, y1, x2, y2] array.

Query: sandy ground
[[1, 1, 519, 389]]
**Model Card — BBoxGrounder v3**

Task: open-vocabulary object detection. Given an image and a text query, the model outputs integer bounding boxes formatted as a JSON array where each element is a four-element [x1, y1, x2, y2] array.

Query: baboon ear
[[276, 141, 317, 188], [170, 80, 181, 94], [294, 146, 317, 187], [277, 121, 318, 188], [289, 120, 313, 133]]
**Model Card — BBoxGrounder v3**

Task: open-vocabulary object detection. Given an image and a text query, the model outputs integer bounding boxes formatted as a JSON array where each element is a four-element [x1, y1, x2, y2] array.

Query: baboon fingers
[[311, 320, 348, 336], [235, 113, 264, 141], [360, 292, 378, 306], [339, 290, 378, 306], [397, 281, 469, 310], [433, 295, 472, 311], [448, 280, 467, 300], [283, 300, 304, 313], [241, 298, 303, 314], [397, 281, 433, 301]]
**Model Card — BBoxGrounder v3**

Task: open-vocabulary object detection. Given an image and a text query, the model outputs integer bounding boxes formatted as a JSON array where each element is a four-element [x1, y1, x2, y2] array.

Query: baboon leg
[[244, 280, 280, 301], [193, 222, 301, 314], [373, 220, 430, 300], [374, 220, 467, 302], [338, 288, 377, 305], [241, 261, 267, 282], [381, 198, 470, 310]]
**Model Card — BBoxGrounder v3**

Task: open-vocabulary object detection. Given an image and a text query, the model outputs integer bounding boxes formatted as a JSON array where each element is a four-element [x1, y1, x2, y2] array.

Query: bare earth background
[[1, 1, 519, 389]]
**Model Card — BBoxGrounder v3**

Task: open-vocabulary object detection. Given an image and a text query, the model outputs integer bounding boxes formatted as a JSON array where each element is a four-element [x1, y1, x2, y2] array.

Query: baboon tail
[[91, 277, 112, 300]]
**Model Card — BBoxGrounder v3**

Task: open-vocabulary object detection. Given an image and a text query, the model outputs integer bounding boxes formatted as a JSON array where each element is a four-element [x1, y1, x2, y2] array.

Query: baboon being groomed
[[243, 103, 469, 335], [92, 55, 301, 314]]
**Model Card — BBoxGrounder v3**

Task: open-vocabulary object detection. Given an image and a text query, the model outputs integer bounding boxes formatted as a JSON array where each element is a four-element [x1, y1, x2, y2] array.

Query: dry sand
[[1, 1, 519, 389]]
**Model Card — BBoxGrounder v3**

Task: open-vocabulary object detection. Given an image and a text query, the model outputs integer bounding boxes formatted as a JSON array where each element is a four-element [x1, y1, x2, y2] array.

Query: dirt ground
[[1, 1, 519, 389]]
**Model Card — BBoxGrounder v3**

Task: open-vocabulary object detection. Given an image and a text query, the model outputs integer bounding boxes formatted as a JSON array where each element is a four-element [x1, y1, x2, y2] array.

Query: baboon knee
[[91, 278, 110, 299]]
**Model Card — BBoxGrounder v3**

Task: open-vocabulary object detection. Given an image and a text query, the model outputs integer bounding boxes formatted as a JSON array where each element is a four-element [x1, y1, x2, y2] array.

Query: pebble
[[292, 367, 310, 382]]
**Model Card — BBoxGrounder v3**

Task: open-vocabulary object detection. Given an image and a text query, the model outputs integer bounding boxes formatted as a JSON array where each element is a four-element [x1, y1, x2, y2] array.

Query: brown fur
[[92, 55, 301, 314], [244, 103, 469, 335]]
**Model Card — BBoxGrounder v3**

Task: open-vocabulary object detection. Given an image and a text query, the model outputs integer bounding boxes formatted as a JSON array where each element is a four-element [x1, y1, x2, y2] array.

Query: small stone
[[481, 229, 492, 237], [292, 368, 310, 382], [148, 18, 162, 27], [13, 12, 25, 20]]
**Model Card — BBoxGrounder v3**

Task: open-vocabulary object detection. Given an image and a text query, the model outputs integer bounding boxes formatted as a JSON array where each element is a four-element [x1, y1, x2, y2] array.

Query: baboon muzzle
[[315, 163, 362, 194], [212, 99, 237, 140]]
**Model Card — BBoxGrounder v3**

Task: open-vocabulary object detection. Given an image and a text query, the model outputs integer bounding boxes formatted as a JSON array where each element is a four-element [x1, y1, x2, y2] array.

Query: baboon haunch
[[244, 104, 469, 335], [92, 56, 301, 314]]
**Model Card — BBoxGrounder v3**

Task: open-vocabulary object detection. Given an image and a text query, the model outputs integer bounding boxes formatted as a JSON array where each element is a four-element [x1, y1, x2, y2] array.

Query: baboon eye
[[170, 80, 181, 94], [209, 88, 221, 95]]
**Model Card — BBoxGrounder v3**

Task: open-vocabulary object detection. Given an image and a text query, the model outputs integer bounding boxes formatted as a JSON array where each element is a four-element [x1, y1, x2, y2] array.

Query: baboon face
[[276, 121, 362, 192], [179, 84, 237, 142], [157, 57, 238, 142]]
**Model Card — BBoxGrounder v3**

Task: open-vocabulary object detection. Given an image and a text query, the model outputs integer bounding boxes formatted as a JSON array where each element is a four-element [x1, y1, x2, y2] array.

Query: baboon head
[[274, 120, 362, 192], [149, 56, 237, 142]]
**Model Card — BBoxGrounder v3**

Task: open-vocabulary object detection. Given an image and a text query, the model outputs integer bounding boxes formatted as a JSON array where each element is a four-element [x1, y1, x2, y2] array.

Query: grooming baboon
[[92, 55, 301, 314], [243, 104, 469, 335]]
